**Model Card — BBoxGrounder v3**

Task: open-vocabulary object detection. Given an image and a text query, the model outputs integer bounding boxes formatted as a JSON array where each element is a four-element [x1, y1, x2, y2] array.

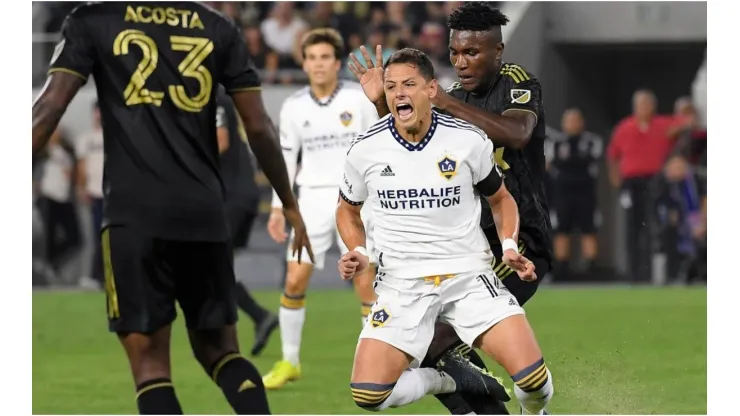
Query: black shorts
[[552, 191, 597, 234], [102, 225, 237, 334], [226, 204, 256, 249], [484, 228, 550, 306]]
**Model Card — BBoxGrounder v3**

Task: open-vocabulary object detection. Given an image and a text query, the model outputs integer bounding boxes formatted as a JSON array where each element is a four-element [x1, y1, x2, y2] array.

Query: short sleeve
[[216, 104, 227, 128], [502, 77, 542, 121], [75, 133, 91, 158], [48, 11, 94, 82], [472, 137, 503, 197], [339, 155, 368, 205], [607, 121, 627, 161], [221, 24, 261, 93]]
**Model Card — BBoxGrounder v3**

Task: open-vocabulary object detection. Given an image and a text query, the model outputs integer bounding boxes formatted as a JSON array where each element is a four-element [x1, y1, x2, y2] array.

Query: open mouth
[[459, 75, 474, 84], [396, 103, 414, 121]]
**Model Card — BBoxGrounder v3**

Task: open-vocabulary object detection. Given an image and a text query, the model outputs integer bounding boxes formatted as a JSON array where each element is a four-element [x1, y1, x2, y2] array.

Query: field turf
[[33, 286, 706, 414]]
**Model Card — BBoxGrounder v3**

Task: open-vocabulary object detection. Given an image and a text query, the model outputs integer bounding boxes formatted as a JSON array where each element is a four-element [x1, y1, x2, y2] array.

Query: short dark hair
[[301, 28, 344, 60], [384, 48, 435, 81], [447, 2, 510, 31]]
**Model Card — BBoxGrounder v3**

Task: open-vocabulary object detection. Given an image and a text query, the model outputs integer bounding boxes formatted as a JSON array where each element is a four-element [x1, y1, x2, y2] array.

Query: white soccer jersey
[[271, 82, 379, 208], [339, 111, 502, 279]]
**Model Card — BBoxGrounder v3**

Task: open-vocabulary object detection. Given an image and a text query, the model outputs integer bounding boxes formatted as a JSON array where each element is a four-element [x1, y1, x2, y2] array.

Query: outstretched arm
[[33, 73, 84, 155]]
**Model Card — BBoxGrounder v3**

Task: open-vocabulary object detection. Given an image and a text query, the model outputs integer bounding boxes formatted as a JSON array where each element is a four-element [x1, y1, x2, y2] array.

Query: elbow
[[509, 128, 532, 150]]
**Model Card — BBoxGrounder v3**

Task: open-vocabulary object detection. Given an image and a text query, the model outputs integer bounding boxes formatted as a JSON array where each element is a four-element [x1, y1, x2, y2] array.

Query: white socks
[[378, 368, 456, 410], [514, 368, 554, 415], [279, 306, 305, 366]]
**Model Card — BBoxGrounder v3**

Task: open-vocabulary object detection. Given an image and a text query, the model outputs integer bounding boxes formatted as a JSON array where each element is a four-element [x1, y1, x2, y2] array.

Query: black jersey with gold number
[[446, 63, 552, 262], [48, 2, 261, 241]]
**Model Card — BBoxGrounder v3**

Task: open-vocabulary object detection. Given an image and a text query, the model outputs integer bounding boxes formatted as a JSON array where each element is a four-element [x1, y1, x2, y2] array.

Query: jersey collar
[[309, 81, 343, 107], [388, 111, 438, 152]]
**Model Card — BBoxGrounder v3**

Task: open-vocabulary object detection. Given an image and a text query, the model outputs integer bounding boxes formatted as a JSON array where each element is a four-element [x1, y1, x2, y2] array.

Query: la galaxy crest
[[437, 156, 457, 181], [371, 308, 390, 328], [340, 111, 353, 127]]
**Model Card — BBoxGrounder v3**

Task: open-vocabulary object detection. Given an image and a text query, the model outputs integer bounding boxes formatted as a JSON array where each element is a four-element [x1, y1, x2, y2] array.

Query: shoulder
[[445, 81, 466, 99], [282, 87, 311, 109], [435, 111, 487, 142], [348, 115, 391, 154], [339, 82, 373, 103], [340, 81, 365, 94], [499, 63, 541, 87]]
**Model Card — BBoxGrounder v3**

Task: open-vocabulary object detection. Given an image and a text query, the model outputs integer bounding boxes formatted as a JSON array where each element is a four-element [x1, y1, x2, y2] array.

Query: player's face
[[561, 110, 584, 136], [449, 30, 503, 93], [384, 63, 438, 133], [302, 43, 341, 86]]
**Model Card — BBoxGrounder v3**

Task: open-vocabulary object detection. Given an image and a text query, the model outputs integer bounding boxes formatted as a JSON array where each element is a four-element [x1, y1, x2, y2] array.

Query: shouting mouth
[[396, 103, 414, 121]]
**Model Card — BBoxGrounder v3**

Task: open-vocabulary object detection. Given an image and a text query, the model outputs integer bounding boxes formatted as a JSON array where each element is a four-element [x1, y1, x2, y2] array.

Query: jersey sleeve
[[221, 23, 261, 93], [339, 153, 368, 205], [501, 70, 542, 122], [271, 101, 301, 208], [48, 10, 94, 82], [472, 137, 503, 197]]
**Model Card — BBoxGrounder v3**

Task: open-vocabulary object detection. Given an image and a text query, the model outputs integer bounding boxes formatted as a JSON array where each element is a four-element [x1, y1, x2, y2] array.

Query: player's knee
[[511, 358, 553, 413], [283, 269, 309, 297], [350, 382, 396, 411]]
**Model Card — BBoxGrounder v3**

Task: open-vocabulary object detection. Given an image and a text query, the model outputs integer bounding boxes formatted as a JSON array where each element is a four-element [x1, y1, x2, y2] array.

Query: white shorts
[[358, 267, 524, 365], [288, 187, 376, 269]]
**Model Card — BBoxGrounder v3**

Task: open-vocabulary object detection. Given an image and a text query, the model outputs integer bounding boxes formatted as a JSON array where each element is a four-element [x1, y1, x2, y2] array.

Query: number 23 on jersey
[[113, 29, 213, 113]]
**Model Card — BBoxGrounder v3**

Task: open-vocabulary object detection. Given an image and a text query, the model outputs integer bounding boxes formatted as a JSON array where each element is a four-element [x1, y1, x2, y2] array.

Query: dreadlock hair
[[447, 2, 510, 31]]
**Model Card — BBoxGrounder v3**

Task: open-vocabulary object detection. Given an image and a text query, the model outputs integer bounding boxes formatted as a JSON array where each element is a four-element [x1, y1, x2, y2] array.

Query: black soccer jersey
[[446, 63, 552, 260], [48, 2, 261, 241], [216, 88, 260, 211]]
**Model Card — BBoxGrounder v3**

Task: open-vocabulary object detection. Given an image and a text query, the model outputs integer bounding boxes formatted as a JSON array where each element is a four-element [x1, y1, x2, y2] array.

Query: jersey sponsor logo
[[377, 187, 462, 210], [380, 165, 395, 177], [510, 89, 531, 105], [437, 156, 458, 180], [371, 308, 390, 328], [340, 111, 353, 127]]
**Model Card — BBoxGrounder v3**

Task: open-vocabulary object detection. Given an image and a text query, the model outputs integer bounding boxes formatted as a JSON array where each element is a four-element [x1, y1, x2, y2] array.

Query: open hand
[[348, 45, 385, 104]]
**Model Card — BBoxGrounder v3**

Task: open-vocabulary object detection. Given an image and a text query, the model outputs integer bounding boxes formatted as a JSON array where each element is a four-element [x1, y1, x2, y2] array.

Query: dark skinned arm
[[434, 91, 536, 149], [32, 73, 84, 155], [374, 96, 391, 118], [231, 90, 297, 210]]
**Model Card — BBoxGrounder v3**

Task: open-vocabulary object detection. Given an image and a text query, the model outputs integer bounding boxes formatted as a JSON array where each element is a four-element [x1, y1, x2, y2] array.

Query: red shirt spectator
[[607, 90, 674, 184]]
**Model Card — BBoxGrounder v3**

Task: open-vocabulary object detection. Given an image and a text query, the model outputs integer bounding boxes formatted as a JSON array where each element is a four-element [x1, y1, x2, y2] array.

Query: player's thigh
[[476, 314, 543, 377], [227, 205, 256, 250], [439, 269, 525, 351], [358, 276, 441, 368], [502, 252, 549, 306], [174, 240, 238, 331], [576, 192, 598, 234], [286, 188, 335, 268], [352, 338, 415, 385], [552, 192, 576, 234], [102, 225, 177, 334]]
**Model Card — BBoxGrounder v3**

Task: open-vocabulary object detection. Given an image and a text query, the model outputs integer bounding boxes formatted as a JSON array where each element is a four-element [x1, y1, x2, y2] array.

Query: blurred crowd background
[[31, 1, 707, 290]]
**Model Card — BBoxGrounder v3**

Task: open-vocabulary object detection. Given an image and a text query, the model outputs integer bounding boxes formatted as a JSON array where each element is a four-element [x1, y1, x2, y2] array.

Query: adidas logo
[[380, 165, 395, 176], [303, 120, 310, 127], [509, 298, 517, 306]]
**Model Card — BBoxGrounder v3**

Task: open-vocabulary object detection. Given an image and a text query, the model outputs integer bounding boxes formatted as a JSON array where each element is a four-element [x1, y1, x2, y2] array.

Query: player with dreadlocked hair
[[347, 2, 554, 414]]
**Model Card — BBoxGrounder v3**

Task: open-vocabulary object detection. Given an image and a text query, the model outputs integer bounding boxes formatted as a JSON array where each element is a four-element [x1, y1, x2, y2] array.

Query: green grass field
[[33, 287, 706, 414]]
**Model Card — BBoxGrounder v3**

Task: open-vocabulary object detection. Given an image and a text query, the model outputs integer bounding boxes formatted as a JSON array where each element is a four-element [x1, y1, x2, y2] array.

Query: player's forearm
[[489, 192, 520, 245], [435, 95, 531, 149], [32, 96, 65, 155], [271, 148, 298, 208], [336, 203, 366, 250], [246, 120, 297, 209]]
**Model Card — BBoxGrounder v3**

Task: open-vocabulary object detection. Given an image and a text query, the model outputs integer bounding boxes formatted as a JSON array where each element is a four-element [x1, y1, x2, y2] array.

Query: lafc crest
[[510, 89, 531, 105], [340, 111, 353, 127], [437, 156, 457, 181], [371, 308, 390, 328]]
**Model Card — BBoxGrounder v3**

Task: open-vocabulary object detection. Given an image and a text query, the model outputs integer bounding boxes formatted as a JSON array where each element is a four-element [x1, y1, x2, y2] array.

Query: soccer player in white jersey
[[263, 28, 380, 390], [337, 49, 554, 415]]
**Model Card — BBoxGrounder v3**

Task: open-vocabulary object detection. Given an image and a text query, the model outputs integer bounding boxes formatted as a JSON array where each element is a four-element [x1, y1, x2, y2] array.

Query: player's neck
[[310, 79, 339, 100], [395, 112, 433, 144]]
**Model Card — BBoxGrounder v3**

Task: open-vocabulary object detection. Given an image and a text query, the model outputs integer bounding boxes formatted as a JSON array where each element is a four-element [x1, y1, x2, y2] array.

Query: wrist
[[353, 246, 369, 257], [501, 238, 518, 253]]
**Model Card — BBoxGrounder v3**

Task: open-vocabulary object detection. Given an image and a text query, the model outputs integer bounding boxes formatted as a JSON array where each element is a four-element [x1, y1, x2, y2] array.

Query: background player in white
[[263, 28, 380, 390], [337, 49, 553, 415]]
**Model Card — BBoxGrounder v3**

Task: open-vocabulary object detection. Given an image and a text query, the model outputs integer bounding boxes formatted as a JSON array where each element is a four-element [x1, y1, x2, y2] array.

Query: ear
[[497, 42, 505, 60], [302, 57, 309, 73], [428, 78, 439, 100], [332, 58, 341, 72]]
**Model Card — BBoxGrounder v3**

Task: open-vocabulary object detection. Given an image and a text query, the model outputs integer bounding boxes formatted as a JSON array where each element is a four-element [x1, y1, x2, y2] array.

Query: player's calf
[[278, 261, 313, 366]]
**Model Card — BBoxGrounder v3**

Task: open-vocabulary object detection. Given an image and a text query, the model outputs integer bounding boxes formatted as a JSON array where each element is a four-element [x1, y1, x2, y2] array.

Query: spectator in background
[[243, 25, 280, 84], [669, 96, 707, 167], [607, 89, 674, 281], [37, 128, 81, 278], [653, 154, 706, 283], [345, 27, 396, 78], [546, 109, 603, 280], [75, 101, 104, 290], [261, 2, 307, 83]]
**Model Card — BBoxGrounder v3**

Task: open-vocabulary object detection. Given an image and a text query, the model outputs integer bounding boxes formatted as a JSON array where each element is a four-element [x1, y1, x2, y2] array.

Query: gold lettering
[[152, 7, 166, 24], [166, 8, 178, 26], [180, 10, 192, 28], [189, 12, 204, 30], [137, 6, 152, 23], [124, 6, 138, 23]]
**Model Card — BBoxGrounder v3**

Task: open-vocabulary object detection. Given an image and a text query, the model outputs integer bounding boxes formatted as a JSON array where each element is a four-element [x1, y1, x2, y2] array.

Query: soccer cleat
[[438, 351, 511, 402], [251, 313, 279, 356], [262, 360, 301, 390]]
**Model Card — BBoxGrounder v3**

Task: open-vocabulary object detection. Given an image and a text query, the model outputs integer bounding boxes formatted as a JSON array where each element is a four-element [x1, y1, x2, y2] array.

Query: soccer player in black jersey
[[348, 2, 552, 414], [216, 88, 280, 357], [31, 3, 313, 414]]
